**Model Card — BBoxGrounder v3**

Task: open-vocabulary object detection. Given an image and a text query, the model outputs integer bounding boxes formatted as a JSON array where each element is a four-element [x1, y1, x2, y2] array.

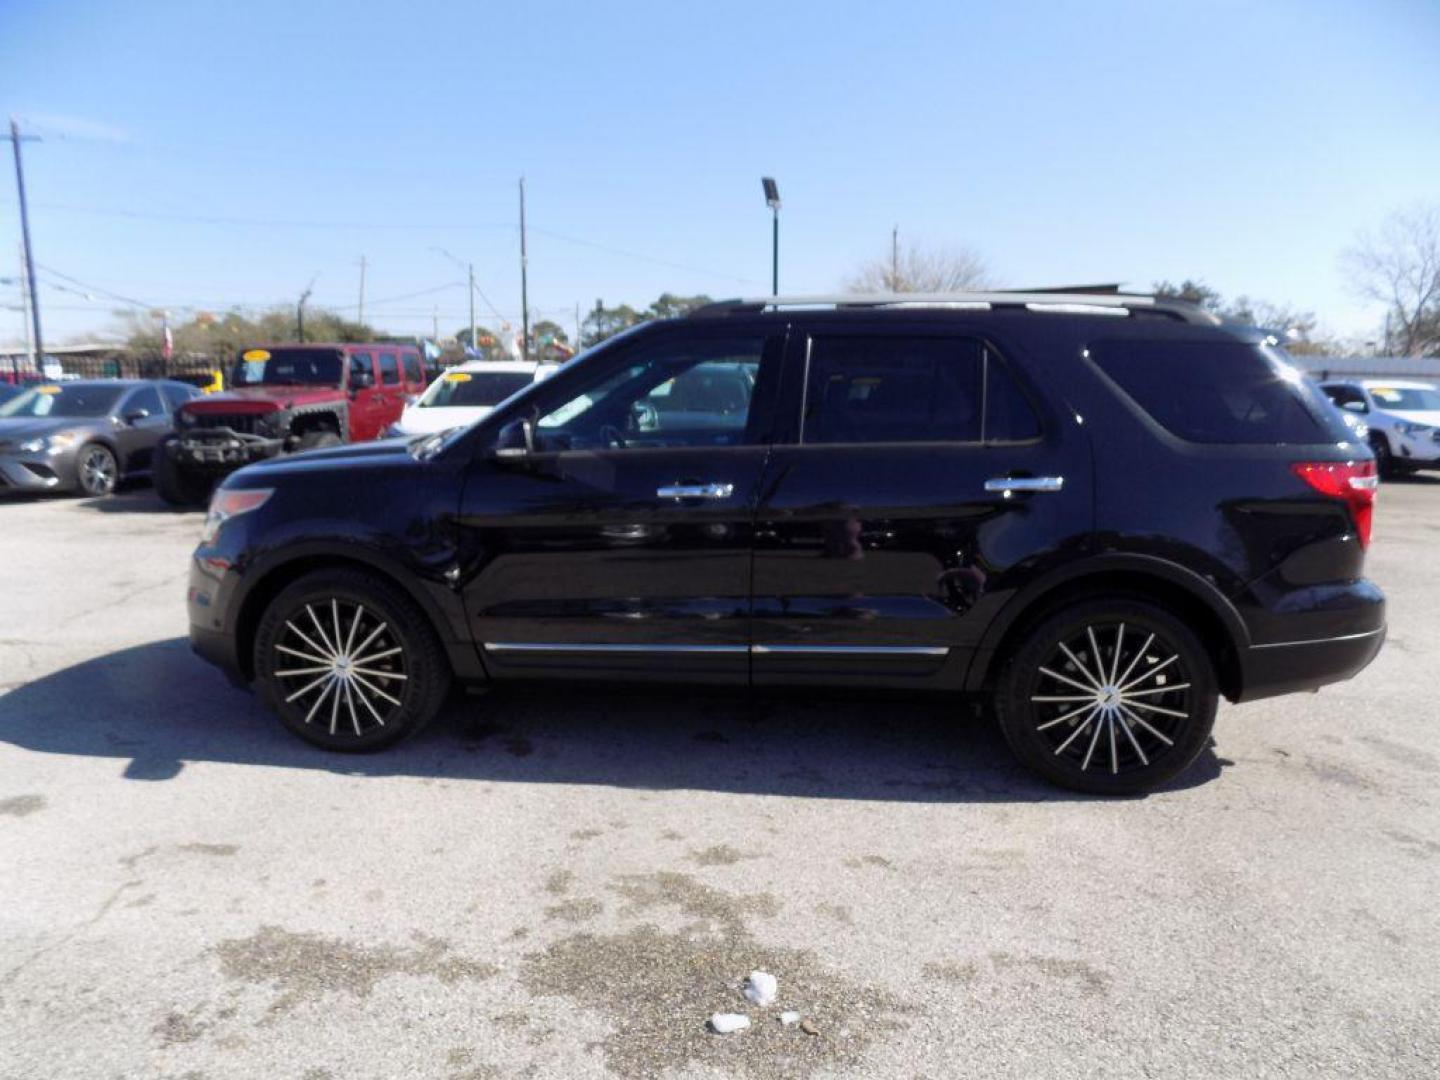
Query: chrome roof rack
[[688, 291, 1220, 325]]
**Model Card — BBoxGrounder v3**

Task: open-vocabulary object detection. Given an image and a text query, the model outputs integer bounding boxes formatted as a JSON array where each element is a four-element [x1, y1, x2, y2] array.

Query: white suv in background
[[1320, 379, 1440, 477], [387, 360, 558, 437]]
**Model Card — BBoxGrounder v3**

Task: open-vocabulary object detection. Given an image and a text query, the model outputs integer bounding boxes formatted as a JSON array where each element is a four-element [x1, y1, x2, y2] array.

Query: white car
[[1320, 378, 1440, 477], [389, 360, 557, 437]]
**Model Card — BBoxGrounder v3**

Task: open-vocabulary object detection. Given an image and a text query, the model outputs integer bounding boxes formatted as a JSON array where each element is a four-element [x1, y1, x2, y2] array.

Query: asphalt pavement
[[2, 480, 1438, 1079]]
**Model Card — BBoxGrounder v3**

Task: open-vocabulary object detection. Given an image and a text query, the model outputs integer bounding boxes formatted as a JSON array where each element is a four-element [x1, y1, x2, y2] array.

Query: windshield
[[420, 370, 534, 408], [229, 348, 342, 387], [1369, 385, 1440, 412], [0, 384, 123, 419]]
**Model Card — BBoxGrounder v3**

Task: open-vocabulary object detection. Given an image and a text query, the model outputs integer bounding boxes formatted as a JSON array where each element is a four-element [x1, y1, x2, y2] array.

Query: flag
[[162, 324, 174, 362]]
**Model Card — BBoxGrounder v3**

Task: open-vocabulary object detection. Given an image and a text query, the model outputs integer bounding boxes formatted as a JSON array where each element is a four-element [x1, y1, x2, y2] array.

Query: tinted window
[[125, 386, 164, 417], [534, 337, 763, 450], [402, 352, 422, 384], [161, 383, 197, 411], [985, 356, 1043, 441], [379, 352, 400, 385], [1092, 340, 1342, 444], [348, 353, 375, 385], [803, 336, 983, 444], [0, 384, 124, 418], [1321, 384, 1367, 412], [230, 348, 342, 387], [423, 371, 535, 408]]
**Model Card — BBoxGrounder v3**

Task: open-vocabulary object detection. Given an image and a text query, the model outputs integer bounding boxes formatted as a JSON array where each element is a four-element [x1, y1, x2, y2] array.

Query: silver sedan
[[0, 379, 198, 497]]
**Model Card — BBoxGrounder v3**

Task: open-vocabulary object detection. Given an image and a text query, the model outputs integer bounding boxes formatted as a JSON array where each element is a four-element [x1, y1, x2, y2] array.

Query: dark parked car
[[187, 292, 1384, 794], [0, 379, 198, 496]]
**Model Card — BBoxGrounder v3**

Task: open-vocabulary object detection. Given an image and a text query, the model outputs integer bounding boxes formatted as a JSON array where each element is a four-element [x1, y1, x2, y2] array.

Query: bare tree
[[1342, 203, 1440, 356], [847, 239, 991, 293]]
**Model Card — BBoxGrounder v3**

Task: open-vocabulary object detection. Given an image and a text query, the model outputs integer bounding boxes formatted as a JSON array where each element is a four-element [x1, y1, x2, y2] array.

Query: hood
[[234, 435, 417, 481], [183, 386, 343, 414], [0, 416, 104, 445], [1386, 409, 1440, 427], [394, 404, 492, 435]]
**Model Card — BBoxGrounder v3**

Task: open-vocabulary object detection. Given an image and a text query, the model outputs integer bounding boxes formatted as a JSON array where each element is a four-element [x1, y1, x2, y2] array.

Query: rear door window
[[402, 352, 422, 385], [1091, 340, 1345, 444], [801, 335, 1040, 444], [348, 352, 375, 387], [379, 352, 400, 386]]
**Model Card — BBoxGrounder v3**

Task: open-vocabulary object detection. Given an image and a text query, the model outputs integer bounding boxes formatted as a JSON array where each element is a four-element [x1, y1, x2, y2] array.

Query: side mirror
[[1342, 400, 1367, 414], [495, 417, 536, 460], [124, 409, 150, 425]]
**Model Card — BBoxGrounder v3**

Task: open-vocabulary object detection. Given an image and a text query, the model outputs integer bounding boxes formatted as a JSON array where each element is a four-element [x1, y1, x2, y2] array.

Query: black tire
[[75, 442, 119, 497], [297, 430, 342, 451], [153, 438, 212, 507], [995, 599, 1218, 796], [1370, 433, 1402, 479], [253, 569, 451, 752]]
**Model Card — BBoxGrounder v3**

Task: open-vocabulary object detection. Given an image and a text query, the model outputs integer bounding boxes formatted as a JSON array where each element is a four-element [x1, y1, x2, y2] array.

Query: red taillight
[[1292, 461, 1378, 548]]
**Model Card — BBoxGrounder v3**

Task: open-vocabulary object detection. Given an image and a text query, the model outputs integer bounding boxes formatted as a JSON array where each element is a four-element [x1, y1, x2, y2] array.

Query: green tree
[[454, 325, 506, 359], [581, 300, 645, 347], [1152, 280, 1332, 355], [647, 293, 713, 320]]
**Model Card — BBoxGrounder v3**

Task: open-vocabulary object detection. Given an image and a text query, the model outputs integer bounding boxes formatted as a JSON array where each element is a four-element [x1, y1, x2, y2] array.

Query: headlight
[[1397, 421, 1435, 436], [201, 487, 273, 545], [18, 432, 77, 454]]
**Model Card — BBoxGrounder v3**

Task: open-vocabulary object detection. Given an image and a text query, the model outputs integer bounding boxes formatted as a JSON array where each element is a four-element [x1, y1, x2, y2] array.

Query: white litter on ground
[[779, 1010, 802, 1026], [709, 1013, 751, 1035], [743, 970, 778, 1007]]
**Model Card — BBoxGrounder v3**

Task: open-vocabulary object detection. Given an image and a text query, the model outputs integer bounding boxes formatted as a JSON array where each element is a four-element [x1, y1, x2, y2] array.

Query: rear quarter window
[[1090, 340, 1347, 445]]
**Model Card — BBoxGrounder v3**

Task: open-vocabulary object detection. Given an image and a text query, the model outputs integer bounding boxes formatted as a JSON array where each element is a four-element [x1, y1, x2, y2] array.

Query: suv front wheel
[[996, 599, 1218, 795], [254, 569, 451, 751]]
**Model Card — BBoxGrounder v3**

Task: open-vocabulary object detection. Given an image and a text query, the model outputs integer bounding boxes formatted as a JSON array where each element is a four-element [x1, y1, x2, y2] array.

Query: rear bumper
[[1236, 582, 1386, 701]]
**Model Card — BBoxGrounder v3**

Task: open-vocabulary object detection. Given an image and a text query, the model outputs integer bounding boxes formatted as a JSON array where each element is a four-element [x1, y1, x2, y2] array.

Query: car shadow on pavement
[[75, 488, 202, 514], [0, 638, 1225, 802]]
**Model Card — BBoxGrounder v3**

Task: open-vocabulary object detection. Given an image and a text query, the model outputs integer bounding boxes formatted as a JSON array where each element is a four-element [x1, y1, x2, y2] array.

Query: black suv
[[187, 293, 1384, 794]]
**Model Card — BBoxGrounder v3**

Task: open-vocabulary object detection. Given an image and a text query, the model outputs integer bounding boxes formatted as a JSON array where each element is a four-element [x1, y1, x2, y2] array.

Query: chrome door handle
[[984, 476, 1064, 494], [657, 482, 734, 500]]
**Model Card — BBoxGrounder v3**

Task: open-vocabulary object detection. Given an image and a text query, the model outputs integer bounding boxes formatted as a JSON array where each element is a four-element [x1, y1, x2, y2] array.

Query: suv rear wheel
[[995, 599, 1217, 795], [254, 569, 451, 751]]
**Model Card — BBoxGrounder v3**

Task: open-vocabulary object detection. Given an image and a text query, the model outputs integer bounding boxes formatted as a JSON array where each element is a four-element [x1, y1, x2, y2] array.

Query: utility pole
[[574, 302, 581, 356], [7, 118, 44, 376], [432, 305, 439, 342], [17, 241, 34, 382], [519, 176, 530, 363], [468, 263, 477, 356], [357, 255, 367, 325], [891, 225, 899, 291]]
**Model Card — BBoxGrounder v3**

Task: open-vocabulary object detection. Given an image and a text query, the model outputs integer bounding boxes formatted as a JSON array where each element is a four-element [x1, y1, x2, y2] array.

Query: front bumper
[[173, 428, 285, 470], [1393, 428, 1440, 466], [0, 449, 77, 493]]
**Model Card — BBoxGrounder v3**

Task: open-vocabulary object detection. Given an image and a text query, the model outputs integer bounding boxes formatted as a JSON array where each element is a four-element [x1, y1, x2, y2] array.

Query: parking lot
[[1, 481, 1438, 1079]]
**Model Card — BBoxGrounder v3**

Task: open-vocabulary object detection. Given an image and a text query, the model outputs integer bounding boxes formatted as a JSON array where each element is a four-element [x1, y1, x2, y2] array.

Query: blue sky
[[2, 0, 1438, 346]]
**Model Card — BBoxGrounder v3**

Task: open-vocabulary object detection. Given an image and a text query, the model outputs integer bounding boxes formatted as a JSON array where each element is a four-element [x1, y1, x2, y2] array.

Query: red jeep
[[156, 343, 424, 505]]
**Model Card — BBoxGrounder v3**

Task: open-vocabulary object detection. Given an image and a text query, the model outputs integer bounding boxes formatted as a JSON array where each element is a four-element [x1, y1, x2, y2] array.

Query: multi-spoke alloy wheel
[[77, 443, 118, 496], [274, 599, 408, 738], [255, 570, 451, 751], [997, 599, 1218, 795]]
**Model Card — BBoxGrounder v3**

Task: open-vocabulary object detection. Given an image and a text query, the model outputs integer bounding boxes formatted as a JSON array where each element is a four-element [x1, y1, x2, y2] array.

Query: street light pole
[[468, 262, 476, 356], [7, 118, 44, 375], [519, 176, 530, 363], [762, 177, 781, 297]]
